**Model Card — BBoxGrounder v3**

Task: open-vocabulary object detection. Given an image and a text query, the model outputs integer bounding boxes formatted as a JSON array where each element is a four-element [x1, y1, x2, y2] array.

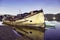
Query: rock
[[0, 25, 24, 40]]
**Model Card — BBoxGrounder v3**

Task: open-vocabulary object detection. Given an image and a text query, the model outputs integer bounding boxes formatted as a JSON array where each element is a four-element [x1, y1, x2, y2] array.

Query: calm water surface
[[45, 21, 60, 40], [0, 21, 60, 40]]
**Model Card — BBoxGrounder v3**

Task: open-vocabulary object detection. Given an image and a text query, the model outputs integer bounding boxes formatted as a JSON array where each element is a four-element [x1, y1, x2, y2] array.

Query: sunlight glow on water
[[0, 21, 3, 25]]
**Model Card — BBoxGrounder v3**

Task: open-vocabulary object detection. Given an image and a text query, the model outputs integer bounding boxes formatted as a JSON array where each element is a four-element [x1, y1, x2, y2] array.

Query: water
[[45, 21, 60, 40], [0, 21, 60, 40], [0, 21, 3, 25]]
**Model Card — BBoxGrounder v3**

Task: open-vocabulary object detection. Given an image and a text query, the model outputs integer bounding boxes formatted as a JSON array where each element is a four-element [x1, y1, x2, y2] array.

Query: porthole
[[30, 20, 32, 22], [30, 31, 32, 34]]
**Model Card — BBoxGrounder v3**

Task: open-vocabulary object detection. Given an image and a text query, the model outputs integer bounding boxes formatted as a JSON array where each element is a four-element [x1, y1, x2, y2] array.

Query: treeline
[[44, 13, 60, 21], [0, 15, 12, 21]]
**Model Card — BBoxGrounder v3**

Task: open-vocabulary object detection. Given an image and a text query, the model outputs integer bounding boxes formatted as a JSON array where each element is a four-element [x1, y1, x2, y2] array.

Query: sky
[[0, 0, 60, 15]]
